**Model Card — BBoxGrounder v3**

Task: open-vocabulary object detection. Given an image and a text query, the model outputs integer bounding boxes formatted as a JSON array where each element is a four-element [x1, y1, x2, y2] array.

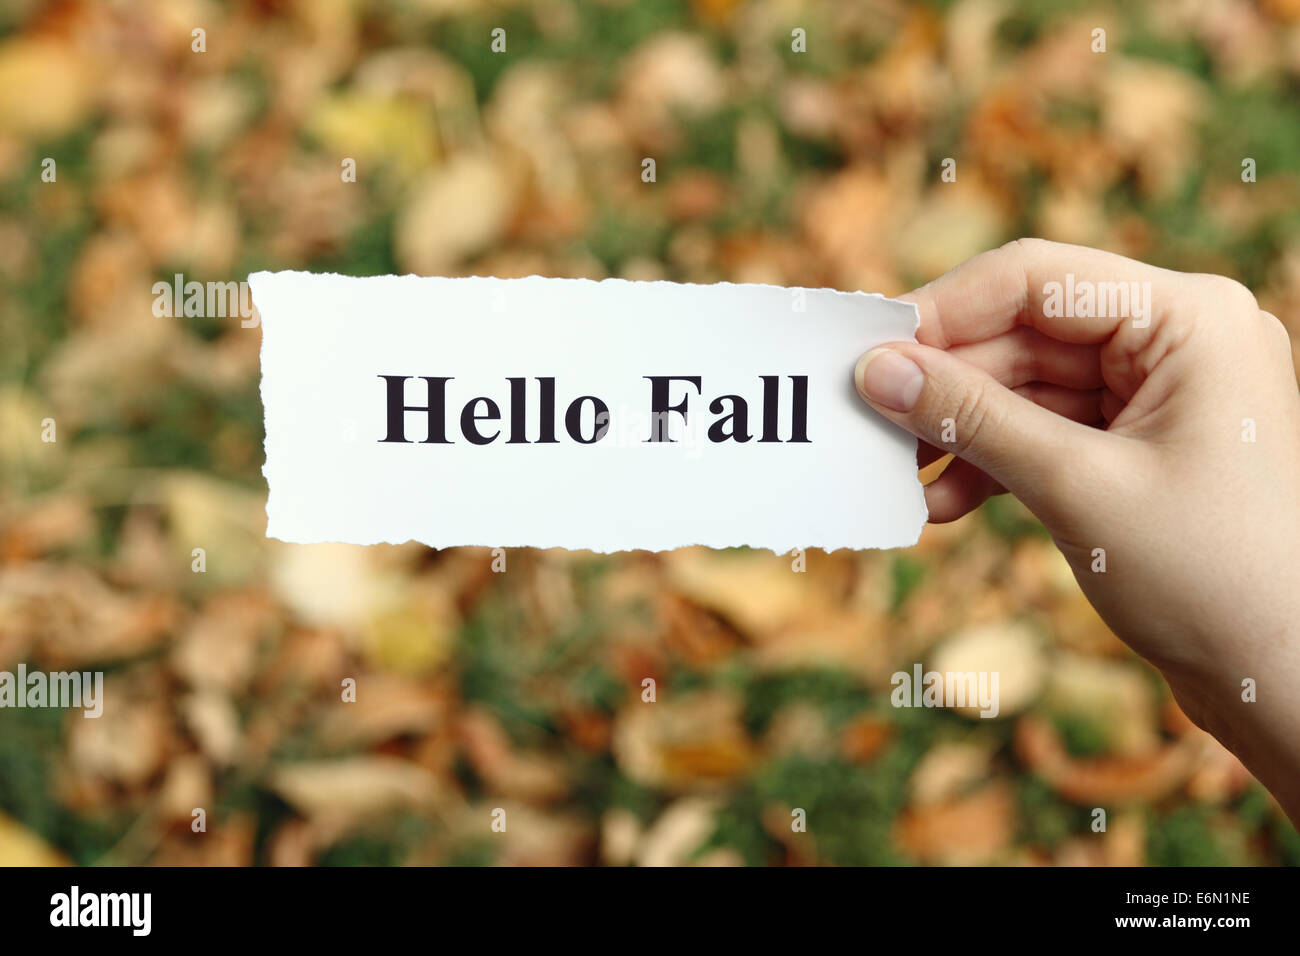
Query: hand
[[853, 238, 1300, 825]]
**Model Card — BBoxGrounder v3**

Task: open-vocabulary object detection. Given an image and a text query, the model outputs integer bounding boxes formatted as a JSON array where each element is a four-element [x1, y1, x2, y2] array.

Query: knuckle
[[1015, 329, 1045, 381], [1261, 309, 1292, 347], [1002, 236, 1048, 258], [947, 378, 996, 456], [1205, 274, 1258, 313], [1259, 311, 1298, 378], [996, 237, 1047, 276]]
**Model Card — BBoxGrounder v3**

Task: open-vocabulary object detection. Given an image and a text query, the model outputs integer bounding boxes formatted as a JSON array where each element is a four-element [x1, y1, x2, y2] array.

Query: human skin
[[853, 238, 1300, 827]]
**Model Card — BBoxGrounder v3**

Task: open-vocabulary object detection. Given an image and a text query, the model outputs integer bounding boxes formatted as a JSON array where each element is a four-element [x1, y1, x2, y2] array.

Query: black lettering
[[461, 396, 501, 444], [644, 375, 702, 442], [707, 395, 751, 443], [566, 396, 610, 444], [758, 375, 780, 443], [379, 375, 452, 443], [506, 377, 528, 443], [537, 376, 558, 443], [789, 375, 809, 443]]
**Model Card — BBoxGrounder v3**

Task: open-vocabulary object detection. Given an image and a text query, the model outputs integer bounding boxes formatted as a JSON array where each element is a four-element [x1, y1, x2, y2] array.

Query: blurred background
[[2, 0, 1300, 866]]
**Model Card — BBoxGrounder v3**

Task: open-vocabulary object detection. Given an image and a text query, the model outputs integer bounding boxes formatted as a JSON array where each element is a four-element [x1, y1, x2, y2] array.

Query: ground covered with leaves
[[2, 0, 1300, 865]]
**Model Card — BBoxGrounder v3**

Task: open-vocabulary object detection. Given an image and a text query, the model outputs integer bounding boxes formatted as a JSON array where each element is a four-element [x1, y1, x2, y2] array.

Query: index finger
[[899, 238, 1183, 349]]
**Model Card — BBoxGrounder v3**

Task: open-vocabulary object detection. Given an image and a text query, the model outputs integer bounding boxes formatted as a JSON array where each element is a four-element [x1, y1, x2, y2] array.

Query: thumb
[[853, 342, 1101, 514]]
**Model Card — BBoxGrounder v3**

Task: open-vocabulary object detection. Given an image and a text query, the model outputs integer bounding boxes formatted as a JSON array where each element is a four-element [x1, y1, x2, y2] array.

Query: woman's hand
[[854, 238, 1300, 824]]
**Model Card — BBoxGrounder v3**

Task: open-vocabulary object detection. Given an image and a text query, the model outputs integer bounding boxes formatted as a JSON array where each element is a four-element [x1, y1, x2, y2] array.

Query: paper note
[[250, 273, 927, 553]]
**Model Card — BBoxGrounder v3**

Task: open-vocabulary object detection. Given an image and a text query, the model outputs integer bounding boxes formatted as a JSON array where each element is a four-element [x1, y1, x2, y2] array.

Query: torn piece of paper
[[250, 273, 926, 553]]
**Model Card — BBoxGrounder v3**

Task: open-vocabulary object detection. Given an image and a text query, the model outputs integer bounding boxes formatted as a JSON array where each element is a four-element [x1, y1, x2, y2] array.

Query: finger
[[922, 386, 1101, 494], [917, 387, 1101, 513], [924, 457, 1005, 523], [1013, 382, 1104, 427], [1100, 387, 1125, 424], [854, 340, 1109, 516], [920, 385, 1101, 519], [918, 439, 948, 469], [898, 238, 1178, 348], [949, 326, 1104, 390], [917, 390, 1096, 517]]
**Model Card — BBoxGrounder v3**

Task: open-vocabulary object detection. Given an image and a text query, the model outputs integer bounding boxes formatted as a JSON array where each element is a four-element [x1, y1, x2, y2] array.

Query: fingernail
[[855, 348, 924, 412]]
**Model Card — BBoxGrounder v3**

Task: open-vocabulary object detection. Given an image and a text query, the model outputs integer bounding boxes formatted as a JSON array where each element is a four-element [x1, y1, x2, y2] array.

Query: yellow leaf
[[0, 813, 69, 867]]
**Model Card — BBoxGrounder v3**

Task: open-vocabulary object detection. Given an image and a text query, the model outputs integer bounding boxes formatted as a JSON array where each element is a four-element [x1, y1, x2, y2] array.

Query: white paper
[[250, 272, 926, 553]]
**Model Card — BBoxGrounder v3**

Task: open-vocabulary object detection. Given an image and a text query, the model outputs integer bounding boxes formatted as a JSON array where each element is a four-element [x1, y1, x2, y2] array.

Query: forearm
[[1165, 640, 1300, 829]]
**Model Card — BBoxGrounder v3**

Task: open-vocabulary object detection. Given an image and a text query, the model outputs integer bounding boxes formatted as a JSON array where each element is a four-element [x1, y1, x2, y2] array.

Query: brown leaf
[[612, 690, 755, 790], [1014, 715, 1197, 805], [459, 707, 571, 802], [896, 781, 1016, 864], [269, 756, 444, 819]]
